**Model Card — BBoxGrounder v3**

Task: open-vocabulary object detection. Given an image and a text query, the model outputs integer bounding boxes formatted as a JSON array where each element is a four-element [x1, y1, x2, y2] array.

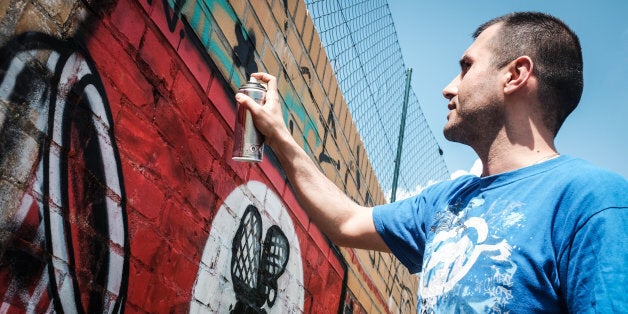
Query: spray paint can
[[232, 77, 266, 162]]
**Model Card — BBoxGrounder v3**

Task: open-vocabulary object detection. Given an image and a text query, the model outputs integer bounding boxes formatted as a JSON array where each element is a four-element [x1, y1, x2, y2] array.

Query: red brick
[[294, 223, 310, 265], [307, 271, 325, 299], [176, 31, 213, 92], [199, 105, 229, 157], [282, 183, 310, 230], [160, 201, 206, 260], [150, 144, 186, 191], [115, 106, 165, 166], [304, 240, 323, 270], [147, 0, 186, 52], [121, 158, 165, 220], [303, 290, 314, 313], [139, 27, 176, 88], [257, 158, 287, 199], [130, 225, 163, 265], [153, 96, 192, 151], [187, 134, 215, 181], [224, 146, 251, 182], [137, 0, 153, 16], [126, 260, 152, 306], [326, 265, 343, 295], [207, 75, 236, 130], [86, 22, 154, 107], [99, 69, 125, 124], [209, 159, 239, 200], [110, 0, 146, 50], [143, 274, 174, 312], [170, 250, 199, 292], [183, 175, 215, 222], [329, 247, 346, 278], [171, 70, 206, 125], [308, 220, 330, 258]]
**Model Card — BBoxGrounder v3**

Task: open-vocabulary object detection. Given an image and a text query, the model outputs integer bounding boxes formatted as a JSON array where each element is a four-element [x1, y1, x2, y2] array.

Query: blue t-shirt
[[373, 155, 627, 313]]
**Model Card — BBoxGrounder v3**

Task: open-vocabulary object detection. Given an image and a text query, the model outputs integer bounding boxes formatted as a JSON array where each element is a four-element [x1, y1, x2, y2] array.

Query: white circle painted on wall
[[190, 180, 304, 313]]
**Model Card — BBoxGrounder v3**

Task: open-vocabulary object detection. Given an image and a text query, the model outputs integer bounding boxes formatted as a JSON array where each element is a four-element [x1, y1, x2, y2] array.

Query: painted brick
[[87, 23, 155, 107], [110, 0, 146, 50], [175, 29, 213, 92], [207, 72, 236, 130], [130, 222, 164, 266], [161, 201, 206, 262], [255, 160, 287, 200], [137, 0, 153, 15], [115, 106, 164, 165], [308, 220, 330, 258], [171, 70, 206, 125], [139, 26, 176, 88], [126, 260, 153, 305], [147, 0, 186, 54], [213, 1, 241, 50], [122, 158, 165, 221], [153, 96, 193, 152], [209, 159, 240, 202], [200, 105, 228, 157]]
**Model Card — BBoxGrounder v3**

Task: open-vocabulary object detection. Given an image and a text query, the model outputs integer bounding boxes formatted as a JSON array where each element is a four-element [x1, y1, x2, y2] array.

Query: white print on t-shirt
[[419, 197, 521, 313], [420, 217, 511, 298]]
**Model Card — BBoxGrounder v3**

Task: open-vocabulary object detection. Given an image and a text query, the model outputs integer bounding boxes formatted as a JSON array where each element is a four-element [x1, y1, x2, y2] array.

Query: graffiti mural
[[0, 33, 129, 312], [191, 180, 304, 313], [0, 0, 418, 312]]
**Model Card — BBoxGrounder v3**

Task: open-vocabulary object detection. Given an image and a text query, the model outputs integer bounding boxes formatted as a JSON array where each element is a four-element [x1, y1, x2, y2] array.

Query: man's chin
[[443, 126, 468, 145]]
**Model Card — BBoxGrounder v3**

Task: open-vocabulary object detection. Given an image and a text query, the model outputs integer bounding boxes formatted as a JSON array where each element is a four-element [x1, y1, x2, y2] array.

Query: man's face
[[442, 24, 506, 146]]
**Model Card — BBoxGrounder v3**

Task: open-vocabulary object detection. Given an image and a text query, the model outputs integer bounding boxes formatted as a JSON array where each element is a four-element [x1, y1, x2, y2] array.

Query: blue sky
[[388, 0, 628, 178]]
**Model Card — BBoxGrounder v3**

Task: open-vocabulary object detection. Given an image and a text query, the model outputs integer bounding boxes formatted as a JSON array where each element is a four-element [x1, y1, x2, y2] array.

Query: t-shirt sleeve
[[372, 195, 428, 274], [562, 206, 628, 312]]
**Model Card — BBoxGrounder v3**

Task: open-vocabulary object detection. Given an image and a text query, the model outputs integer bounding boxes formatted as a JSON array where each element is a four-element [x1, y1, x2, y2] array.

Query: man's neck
[[475, 130, 558, 177]]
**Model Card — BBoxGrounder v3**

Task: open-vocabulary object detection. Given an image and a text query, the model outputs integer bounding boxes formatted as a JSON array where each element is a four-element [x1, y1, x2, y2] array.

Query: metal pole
[[390, 68, 412, 202]]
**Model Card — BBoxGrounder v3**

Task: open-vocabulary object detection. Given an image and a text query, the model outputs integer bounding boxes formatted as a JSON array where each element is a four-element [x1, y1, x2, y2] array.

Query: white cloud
[[386, 179, 439, 202], [385, 159, 482, 203], [451, 158, 482, 179]]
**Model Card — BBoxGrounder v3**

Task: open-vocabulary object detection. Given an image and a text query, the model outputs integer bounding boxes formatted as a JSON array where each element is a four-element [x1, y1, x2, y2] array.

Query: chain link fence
[[304, 0, 450, 201]]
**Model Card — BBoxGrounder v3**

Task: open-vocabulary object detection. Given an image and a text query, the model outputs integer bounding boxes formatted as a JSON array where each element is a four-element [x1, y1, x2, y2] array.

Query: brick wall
[[0, 0, 416, 312]]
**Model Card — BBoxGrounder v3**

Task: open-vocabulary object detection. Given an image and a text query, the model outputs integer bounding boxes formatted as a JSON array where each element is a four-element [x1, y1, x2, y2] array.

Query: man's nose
[[442, 75, 460, 100]]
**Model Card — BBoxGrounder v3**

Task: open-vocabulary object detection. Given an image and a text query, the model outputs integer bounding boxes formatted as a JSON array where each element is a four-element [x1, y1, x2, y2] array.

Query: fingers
[[250, 72, 277, 91], [248, 72, 281, 113], [235, 92, 259, 113]]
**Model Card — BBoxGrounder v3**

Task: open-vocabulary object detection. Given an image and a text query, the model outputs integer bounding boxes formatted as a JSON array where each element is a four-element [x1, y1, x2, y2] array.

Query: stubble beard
[[443, 99, 504, 148]]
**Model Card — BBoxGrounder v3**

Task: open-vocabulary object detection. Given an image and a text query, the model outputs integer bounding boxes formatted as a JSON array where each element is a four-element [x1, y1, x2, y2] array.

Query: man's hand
[[235, 73, 288, 149]]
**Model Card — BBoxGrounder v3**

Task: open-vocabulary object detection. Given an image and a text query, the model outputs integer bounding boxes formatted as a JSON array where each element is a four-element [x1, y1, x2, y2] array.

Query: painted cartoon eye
[[258, 225, 289, 307], [230, 205, 289, 312]]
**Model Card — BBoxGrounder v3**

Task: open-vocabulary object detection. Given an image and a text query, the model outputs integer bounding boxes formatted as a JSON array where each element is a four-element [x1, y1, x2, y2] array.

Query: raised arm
[[235, 72, 389, 252]]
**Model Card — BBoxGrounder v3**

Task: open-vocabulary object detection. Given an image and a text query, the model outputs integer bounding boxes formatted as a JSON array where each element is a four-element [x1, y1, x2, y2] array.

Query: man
[[236, 12, 627, 313]]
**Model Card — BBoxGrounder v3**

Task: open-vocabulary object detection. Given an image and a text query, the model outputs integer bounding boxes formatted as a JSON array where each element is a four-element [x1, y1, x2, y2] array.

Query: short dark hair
[[474, 12, 583, 135]]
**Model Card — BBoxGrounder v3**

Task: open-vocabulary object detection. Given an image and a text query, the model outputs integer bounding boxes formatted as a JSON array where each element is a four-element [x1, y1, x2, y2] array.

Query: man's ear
[[503, 56, 533, 94]]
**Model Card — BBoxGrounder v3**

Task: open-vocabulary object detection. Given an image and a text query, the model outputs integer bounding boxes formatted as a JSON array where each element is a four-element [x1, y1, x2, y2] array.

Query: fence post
[[390, 68, 412, 202]]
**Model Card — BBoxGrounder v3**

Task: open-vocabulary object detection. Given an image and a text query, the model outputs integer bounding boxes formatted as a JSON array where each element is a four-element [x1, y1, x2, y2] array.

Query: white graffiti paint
[[190, 180, 304, 313], [0, 33, 128, 312]]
